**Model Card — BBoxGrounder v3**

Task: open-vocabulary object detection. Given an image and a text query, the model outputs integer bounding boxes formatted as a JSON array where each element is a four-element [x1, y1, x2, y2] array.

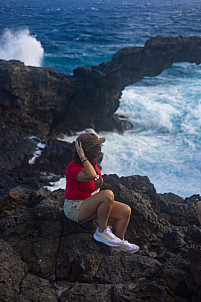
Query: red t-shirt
[[65, 161, 103, 200]]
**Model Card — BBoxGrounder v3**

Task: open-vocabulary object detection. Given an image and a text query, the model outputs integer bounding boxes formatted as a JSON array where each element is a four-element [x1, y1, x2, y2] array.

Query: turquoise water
[[0, 0, 201, 197]]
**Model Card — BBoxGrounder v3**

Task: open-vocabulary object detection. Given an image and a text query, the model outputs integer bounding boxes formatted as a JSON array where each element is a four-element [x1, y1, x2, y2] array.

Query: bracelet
[[81, 159, 88, 165]]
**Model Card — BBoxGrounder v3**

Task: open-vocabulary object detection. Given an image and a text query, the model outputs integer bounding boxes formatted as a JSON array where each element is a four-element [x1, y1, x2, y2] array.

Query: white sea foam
[[0, 28, 44, 66], [117, 84, 181, 134], [50, 64, 201, 198], [47, 177, 66, 191], [181, 103, 201, 135], [29, 141, 46, 165]]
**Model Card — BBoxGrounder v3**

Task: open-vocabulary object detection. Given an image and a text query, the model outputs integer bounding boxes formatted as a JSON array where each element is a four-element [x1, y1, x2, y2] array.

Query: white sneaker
[[113, 239, 139, 253], [93, 226, 122, 247]]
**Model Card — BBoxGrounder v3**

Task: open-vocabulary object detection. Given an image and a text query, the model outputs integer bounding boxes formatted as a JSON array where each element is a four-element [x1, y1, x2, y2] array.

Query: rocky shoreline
[[1, 35, 201, 193], [1, 35, 201, 137], [0, 35, 201, 301]]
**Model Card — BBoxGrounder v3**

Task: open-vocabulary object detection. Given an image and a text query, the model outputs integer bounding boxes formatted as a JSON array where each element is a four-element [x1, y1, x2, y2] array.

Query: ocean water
[[1, 0, 201, 197]]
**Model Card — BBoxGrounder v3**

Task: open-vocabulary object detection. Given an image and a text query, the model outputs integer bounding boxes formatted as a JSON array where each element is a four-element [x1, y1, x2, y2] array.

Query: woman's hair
[[73, 144, 101, 168]]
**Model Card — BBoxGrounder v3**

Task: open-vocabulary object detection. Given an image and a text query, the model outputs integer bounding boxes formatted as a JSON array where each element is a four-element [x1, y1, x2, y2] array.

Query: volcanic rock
[[0, 175, 201, 302], [1, 36, 201, 137], [1, 36, 201, 301]]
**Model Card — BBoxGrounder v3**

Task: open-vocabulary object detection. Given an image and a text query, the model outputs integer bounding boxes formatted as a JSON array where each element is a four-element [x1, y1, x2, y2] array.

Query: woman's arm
[[75, 141, 97, 182]]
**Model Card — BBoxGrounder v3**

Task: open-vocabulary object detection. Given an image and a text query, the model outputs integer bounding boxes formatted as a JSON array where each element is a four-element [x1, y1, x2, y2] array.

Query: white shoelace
[[105, 226, 115, 238]]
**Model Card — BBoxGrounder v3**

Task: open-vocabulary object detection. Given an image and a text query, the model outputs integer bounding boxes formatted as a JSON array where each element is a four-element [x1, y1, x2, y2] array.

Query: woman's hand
[[75, 141, 97, 181], [75, 141, 85, 161]]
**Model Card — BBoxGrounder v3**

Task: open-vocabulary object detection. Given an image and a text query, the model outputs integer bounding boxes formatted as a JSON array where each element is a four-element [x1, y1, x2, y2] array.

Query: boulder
[[0, 239, 28, 302]]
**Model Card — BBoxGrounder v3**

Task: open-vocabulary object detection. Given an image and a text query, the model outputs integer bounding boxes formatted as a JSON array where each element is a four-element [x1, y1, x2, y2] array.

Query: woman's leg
[[109, 201, 131, 240], [79, 192, 131, 238], [196, 201, 201, 225], [78, 190, 114, 232], [78, 192, 137, 251]]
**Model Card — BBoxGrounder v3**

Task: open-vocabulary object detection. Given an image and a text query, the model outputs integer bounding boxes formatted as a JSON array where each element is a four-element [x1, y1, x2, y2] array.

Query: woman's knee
[[101, 190, 114, 204], [123, 204, 131, 217]]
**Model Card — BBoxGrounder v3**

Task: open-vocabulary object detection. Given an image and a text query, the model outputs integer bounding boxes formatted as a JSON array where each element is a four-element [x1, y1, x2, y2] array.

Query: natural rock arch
[[0, 35, 201, 137]]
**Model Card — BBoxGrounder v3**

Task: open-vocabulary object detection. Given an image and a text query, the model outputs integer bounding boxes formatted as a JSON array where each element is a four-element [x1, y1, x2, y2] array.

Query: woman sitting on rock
[[64, 132, 139, 253]]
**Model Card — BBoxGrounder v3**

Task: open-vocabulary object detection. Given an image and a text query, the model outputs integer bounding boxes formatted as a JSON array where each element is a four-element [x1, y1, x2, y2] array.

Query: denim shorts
[[64, 199, 84, 223]]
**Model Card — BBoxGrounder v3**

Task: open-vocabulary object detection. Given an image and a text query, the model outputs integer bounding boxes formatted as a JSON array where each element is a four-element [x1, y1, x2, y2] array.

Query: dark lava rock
[[1, 36, 201, 137], [0, 175, 201, 302], [1, 35, 201, 301]]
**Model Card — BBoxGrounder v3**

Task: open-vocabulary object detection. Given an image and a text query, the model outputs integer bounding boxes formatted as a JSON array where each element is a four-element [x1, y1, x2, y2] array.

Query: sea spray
[[52, 63, 201, 198], [0, 28, 44, 67]]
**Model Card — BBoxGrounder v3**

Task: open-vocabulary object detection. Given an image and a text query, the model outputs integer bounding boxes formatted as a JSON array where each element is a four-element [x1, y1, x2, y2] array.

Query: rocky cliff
[[0, 175, 201, 301], [1, 35, 201, 301], [1, 35, 201, 192], [1, 35, 201, 137]]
